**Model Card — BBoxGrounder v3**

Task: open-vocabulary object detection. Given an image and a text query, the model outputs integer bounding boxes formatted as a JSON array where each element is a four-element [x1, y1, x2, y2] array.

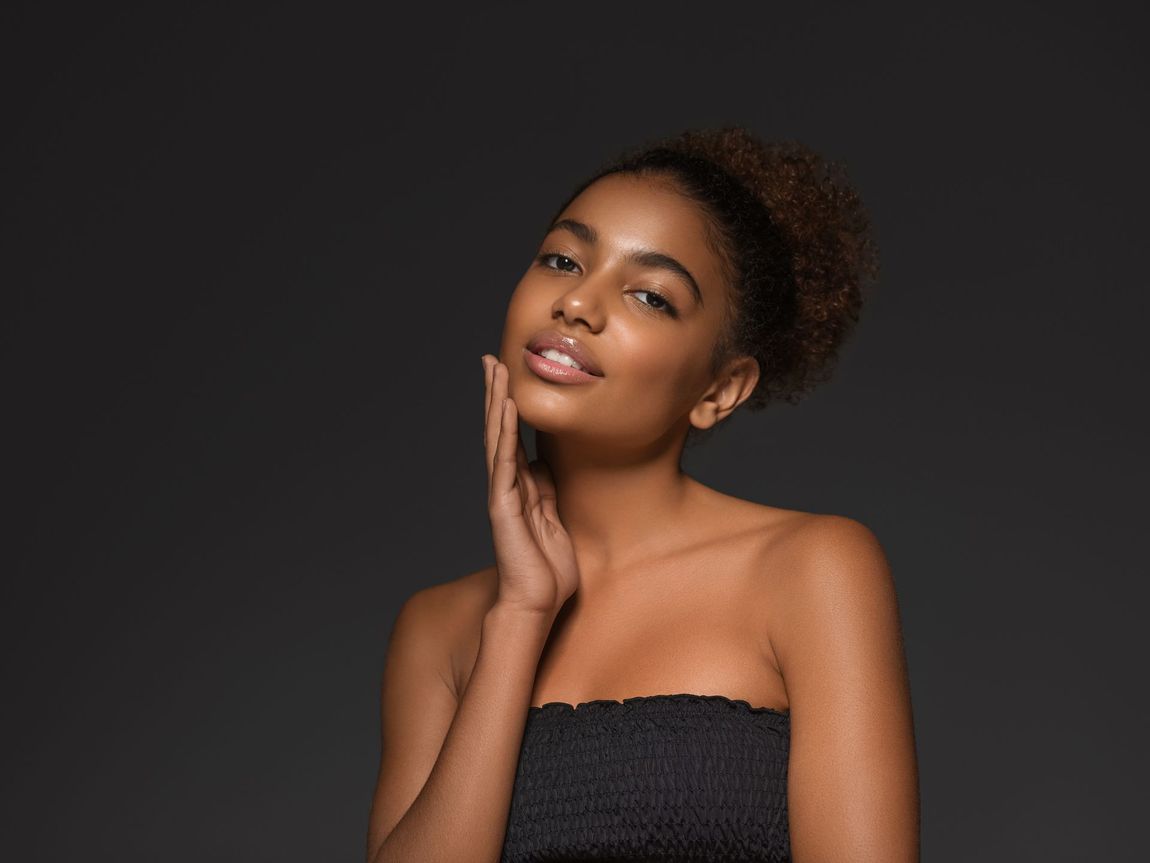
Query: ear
[[689, 355, 760, 430]]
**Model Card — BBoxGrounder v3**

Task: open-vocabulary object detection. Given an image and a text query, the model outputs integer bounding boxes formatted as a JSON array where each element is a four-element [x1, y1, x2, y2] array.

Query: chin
[[510, 390, 585, 435]]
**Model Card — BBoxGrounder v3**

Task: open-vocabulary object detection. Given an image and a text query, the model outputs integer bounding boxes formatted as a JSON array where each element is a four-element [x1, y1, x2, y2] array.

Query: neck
[[534, 424, 698, 584]]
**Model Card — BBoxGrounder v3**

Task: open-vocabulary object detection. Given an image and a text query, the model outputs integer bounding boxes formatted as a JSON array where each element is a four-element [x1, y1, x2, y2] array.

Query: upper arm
[[772, 516, 920, 863], [365, 584, 462, 862]]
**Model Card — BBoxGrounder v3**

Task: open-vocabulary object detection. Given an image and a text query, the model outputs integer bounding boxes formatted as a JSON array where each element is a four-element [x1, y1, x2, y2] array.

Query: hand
[[482, 354, 580, 619]]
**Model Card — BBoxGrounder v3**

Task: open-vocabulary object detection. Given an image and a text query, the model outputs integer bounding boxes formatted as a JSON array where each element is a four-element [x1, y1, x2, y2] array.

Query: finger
[[491, 394, 519, 500], [482, 355, 489, 444], [483, 355, 493, 421], [531, 457, 557, 498], [492, 362, 509, 480], [530, 458, 562, 525], [516, 439, 541, 516], [484, 355, 494, 434], [484, 357, 499, 482]]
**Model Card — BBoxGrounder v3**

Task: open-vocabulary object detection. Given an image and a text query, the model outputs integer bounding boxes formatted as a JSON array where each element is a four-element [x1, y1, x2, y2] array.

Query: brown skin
[[365, 172, 920, 862], [497, 172, 762, 582]]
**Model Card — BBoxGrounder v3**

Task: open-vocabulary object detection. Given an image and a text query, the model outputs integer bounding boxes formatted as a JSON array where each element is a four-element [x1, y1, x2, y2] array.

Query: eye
[[536, 252, 581, 273], [535, 251, 679, 319], [630, 289, 679, 318]]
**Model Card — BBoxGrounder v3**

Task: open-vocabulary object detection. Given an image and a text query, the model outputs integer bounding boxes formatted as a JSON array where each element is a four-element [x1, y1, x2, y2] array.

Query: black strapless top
[[500, 693, 791, 862]]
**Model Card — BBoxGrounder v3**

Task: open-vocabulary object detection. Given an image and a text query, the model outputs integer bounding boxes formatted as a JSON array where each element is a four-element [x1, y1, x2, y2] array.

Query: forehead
[[554, 173, 727, 299], [560, 173, 708, 247]]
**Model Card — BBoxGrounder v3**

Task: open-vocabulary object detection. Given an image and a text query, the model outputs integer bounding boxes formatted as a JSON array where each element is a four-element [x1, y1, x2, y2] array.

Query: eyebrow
[[546, 217, 704, 308]]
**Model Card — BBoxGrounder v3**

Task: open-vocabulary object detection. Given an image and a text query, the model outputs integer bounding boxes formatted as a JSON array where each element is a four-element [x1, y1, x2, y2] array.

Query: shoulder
[[687, 484, 886, 589], [395, 565, 498, 636], [390, 566, 499, 696], [388, 566, 495, 656], [402, 564, 497, 611], [771, 513, 894, 629], [699, 489, 870, 576], [752, 511, 898, 668], [763, 513, 907, 710], [764, 515, 919, 858], [689, 482, 813, 554], [780, 512, 889, 575]]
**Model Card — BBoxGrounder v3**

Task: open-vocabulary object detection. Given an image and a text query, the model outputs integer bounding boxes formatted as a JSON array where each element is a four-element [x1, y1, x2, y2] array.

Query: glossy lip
[[525, 329, 604, 376], [523, 347, 603, 384]]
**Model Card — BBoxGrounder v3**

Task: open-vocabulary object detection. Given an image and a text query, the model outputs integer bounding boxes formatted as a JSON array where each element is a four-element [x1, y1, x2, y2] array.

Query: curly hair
[[545, 125, 880, 447]]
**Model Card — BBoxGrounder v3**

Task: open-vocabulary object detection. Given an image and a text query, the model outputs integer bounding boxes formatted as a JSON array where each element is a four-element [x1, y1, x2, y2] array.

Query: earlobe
[[688, 400, 721, 431]]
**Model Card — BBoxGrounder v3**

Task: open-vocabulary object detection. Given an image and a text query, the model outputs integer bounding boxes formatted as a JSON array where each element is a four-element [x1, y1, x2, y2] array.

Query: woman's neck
[[535, 429, 699, 580]]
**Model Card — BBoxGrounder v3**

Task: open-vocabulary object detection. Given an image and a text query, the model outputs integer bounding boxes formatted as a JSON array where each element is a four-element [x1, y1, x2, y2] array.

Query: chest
[[529, 577, 774, 707], [457, 537, 790, 713]]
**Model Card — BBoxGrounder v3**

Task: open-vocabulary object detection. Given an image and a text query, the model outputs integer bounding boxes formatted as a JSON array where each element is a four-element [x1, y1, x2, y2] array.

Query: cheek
[[498, 281, 539, 351], [618, 339, 706, 411], [506, 274, 554, 318]]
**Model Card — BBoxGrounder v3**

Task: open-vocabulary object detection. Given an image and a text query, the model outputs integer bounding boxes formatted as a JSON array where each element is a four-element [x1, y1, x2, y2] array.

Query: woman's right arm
[[365, 595, 556, 863], [366, 355, 580, 862]]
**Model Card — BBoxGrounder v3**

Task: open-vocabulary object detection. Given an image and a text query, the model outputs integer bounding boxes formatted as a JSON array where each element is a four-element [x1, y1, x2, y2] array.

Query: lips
[[526, 329, 604, 376]]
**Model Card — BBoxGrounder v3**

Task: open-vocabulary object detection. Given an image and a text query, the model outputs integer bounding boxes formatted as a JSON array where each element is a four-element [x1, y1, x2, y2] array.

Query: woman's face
[[500, 172, 753, 449]]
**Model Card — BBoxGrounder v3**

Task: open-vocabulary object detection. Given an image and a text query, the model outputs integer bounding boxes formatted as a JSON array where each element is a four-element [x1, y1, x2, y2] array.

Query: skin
[[498, 172, 762, 583], [368, 172, 921, 862]]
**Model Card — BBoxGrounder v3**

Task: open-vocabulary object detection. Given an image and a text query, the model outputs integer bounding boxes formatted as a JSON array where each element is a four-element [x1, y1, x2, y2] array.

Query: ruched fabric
[[500, 693, 791, 862]]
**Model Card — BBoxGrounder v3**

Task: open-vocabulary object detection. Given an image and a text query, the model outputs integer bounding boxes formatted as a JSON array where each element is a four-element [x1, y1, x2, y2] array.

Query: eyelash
[[535, 252, 680, 318]]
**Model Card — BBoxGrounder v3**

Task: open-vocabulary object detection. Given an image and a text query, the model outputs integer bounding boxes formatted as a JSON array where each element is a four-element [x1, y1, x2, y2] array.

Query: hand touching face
[[500, 173, 754, 450]]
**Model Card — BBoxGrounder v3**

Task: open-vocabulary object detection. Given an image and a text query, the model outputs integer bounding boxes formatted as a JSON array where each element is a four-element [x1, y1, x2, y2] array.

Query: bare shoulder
[[406, 564, 498, 615], [395, 565, 499, 698], [772, 511, 888, 569], [684, 483, 886, 589], [765, 511, 902, 678], [760, 514, 918, 860], [368, 565, 500, 855], [732, 504, 891, 656], [765, 511, 891, 605], [689, 482, 814, 551]]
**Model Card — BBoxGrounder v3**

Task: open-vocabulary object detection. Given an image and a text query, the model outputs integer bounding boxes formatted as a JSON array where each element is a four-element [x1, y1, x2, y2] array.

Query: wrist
[[484, 601, 556, 634]]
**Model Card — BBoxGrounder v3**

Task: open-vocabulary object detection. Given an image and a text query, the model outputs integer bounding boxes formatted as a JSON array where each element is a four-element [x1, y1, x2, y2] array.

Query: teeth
[[538, 348, 585, 371]]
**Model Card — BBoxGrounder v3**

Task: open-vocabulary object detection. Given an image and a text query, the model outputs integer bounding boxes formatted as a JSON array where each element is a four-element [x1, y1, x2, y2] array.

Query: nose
[[550, 272, 608, 332]]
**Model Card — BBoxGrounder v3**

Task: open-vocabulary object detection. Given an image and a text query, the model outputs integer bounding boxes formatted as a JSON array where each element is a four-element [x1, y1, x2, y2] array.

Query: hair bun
[[664, 127, 881, 405]]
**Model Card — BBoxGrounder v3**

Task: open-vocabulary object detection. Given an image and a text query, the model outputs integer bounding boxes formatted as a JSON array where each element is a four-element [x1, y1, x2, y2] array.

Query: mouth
[[523, 347, 604, 384], [525, 330, 605, 377]]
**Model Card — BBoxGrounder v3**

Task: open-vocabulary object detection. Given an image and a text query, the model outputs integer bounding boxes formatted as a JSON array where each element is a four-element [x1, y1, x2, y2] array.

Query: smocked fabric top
[[500, 693, 791, 862]]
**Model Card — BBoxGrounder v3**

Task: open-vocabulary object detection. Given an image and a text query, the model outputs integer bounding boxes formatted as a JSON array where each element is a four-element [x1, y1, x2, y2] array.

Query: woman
[[365, 126, 920, 862]]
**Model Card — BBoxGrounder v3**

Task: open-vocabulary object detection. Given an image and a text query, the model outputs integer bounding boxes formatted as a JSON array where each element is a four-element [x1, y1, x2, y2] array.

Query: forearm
[[370, 603, 553, 863]]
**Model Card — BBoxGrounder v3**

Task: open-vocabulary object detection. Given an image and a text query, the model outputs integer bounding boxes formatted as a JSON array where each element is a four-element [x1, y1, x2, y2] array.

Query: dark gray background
[[5, 1, 1146, 860]]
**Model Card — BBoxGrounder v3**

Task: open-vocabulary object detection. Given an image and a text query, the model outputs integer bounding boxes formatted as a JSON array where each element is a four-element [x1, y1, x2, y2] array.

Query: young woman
[[365, 126, 920, 862]]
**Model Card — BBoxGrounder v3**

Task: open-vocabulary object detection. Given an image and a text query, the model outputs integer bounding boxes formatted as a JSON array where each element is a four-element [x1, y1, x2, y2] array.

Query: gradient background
[[6, 1, 1147, 860]]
